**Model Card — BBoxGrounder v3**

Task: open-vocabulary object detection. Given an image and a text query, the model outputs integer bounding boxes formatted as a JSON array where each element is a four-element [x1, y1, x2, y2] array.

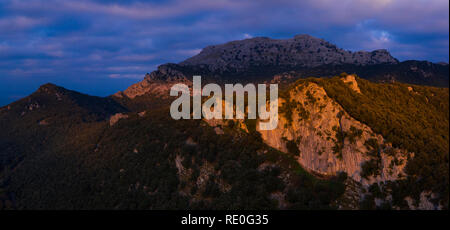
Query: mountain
[[0, 83, 127, 124], [114, 35, 447, 101], [0, 35, 449, 210], [181, 34, 398, 71]]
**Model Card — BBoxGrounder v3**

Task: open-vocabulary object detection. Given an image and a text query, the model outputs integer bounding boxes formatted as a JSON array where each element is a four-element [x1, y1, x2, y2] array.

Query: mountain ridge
[[113, 34, 447, 100], [181, 34, 398, 72]]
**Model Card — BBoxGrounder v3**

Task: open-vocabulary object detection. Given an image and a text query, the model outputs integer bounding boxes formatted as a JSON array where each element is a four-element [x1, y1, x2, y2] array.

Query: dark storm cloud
[[0, 0, 448, 105]]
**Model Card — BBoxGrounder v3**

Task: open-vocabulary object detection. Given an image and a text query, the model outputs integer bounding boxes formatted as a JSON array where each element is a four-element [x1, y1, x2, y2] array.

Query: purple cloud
[[0, 0, 448, 106]]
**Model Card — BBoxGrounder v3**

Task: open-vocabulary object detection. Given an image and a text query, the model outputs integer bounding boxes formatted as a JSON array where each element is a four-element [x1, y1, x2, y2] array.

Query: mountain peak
[[180, 34, 398, 72]]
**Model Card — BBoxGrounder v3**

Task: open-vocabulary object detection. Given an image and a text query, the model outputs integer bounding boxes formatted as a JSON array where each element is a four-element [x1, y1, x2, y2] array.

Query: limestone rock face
[[257, 81, 411, 187], [114, 78, 175, 99], [114, 66, 192, 99], [181, 34, 398, 71]]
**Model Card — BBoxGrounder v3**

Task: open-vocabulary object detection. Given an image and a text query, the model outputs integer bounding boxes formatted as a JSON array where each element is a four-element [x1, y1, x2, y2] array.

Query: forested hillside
[[0, 72, 448, 209], [282, 74, 449, 207]]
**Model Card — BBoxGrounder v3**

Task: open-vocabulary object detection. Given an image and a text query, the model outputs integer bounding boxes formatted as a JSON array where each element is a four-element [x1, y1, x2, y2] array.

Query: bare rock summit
[[180, 34, 398, 71]]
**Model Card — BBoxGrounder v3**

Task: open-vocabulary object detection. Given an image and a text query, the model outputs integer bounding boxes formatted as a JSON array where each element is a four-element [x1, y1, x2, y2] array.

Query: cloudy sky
[[0, 0, 448, 105]]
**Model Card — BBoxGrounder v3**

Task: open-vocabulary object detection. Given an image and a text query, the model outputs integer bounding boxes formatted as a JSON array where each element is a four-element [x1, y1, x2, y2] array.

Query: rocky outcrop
[[109, 113, 128, 126], [202, 77, 411, 189], [341, 74, 361, 94], [181, 34, 398, 71], [114, 78, 174, 99], [257, 81, 411, 187]]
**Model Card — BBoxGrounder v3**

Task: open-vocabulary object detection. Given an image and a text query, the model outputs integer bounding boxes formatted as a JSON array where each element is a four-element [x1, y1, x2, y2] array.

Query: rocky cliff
[[257, 75, 411, 187], [200, 74, 445, 209]]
